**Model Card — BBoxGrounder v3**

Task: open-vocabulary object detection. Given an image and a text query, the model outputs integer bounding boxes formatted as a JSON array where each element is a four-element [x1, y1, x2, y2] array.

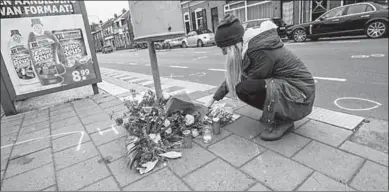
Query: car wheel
[[167, 43, 171, 49], [182, 41, 187, 48], [197, 40, 204, 47], [366, 21, 387, 38], [293, 29, 307, 42]]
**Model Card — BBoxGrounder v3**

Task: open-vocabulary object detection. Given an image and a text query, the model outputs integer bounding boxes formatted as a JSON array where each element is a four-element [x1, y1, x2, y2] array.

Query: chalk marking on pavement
[[334, 97, 382, 111], [370, 54, 385, 57], [314, 76, 347, 82], [97, 125, 119, 135], [1, 131, 85, 151], [169, 66, 189, 69], [208, 68, 226, 72], [351, 55, 370, 59]]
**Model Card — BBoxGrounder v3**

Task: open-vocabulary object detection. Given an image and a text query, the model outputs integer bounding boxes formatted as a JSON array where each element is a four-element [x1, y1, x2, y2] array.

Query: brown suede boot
[[260, 122, 294, 141]]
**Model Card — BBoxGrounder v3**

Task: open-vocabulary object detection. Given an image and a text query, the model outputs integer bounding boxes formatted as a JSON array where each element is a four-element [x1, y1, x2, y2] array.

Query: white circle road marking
[[351, 55, 370, 58], [334, 97, 382, 111], [208, 68, 226, 72]]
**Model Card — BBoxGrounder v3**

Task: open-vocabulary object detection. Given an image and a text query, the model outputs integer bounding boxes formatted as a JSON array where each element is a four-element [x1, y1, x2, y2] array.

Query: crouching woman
[[207, 14, 316, 141]]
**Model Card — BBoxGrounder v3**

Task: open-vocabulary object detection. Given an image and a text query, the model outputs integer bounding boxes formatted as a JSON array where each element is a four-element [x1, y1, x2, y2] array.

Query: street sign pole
[[147, 41, 163, 100]]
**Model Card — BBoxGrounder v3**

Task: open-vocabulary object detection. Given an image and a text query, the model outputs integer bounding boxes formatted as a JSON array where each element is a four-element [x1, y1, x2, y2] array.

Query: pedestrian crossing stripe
[[99, 67, 216, 96]]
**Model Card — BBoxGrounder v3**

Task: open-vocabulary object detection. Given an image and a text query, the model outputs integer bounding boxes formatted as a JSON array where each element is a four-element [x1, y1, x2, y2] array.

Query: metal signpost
[[128, 1, 186, 100], [0, 0, 102, 116]]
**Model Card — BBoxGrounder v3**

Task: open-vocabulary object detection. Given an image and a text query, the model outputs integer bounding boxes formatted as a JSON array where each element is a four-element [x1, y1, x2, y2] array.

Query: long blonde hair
[[224, 43, 243, 99]]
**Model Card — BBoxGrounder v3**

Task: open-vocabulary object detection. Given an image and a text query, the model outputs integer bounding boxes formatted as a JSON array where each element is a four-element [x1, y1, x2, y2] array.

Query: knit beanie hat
[[215, 14, 245, 48]]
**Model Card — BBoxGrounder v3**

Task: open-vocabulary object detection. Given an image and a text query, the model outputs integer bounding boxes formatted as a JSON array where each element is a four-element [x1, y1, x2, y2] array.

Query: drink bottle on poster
[[8, 29, 39, 86], [27, 18, 66, 86]]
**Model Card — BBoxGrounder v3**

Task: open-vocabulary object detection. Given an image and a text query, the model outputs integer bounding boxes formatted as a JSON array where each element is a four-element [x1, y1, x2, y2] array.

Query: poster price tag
[[72, 68, 90, 82]]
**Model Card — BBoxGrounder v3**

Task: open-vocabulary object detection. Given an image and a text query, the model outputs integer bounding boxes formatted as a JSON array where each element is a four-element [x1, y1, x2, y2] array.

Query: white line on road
[[314, 76, 347, 82], [145, 64, 151, 66], [329, 40, 360, 44], [129, 63, 138, 65], [351, 55, 370, 58], [194, 52, 206, 54], [208, 68, 226, 72], [169, 66, 188, 69], [371, 54, 385, 57]]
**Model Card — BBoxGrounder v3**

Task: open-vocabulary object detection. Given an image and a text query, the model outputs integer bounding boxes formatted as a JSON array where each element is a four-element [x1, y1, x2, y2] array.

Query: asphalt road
[[97, 38, 388, 120]]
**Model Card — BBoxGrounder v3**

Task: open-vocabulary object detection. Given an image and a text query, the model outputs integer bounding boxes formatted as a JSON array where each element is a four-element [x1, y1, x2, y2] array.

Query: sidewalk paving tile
[[51, 116, 81, 130], [19, 121, 50, 135], [6, 148, 52, 178], [51, 123, 85, 137], [57, 156, 111, 191], [308, 107, 364, 130], [183, 158, 255, 191], [103, 104, 128, 115], [79, 176, 120, 191], [297, 172, 355, 191], [11, 138, 51, 159], [97, 136, 127, 162], [292, 141, 364, 183], [50, 110, 78, 122], [50, 104, 74, 116], [52, 131, 91, 152], [253, 133, 311, 158], [108, 157, 163, 187], [294, 118, 310, 130], [98, 99, 123, 109], [187, 91, 212, 100], [54, 141, 100, 170], [209, 134, 264, 167], [340, 141, 388, 166], [224, 117, 264, 140], [81, 112, 111, 125], [241, 150, 312, 191], [350, 119, 388, 153], [123, 168, 191, 191], [1, 115, 24, 124], [295, 120, 352, 147], [247, 183, 271, 191], [168, 143, 216, 177], [234, 105, 262, 120], [1, 163, 55, 191], [76, 106, 105, 118], [22, 116, 50, 127], [24, 108, 49, 120], [1, 124, 20, 137], [193, 129, 232, 148], [350, 161, 388, 191], [90, 126, 126, 146]]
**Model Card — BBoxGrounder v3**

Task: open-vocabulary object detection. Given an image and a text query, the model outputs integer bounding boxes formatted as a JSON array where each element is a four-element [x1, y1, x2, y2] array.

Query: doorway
[[211, 7, 219, 33]]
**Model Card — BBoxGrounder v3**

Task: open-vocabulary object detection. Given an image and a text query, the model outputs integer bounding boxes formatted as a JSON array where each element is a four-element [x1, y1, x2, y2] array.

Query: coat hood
[[242, 20, 283, 57]]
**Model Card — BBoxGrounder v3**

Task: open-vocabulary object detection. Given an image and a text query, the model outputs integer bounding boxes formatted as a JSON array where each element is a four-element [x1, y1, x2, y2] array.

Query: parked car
[[102, 44, 113, 54], [162, 37, 185, 49], [182, 29, 215, 48], [134, 41, 163, 50], [286, 2, 388, 42], [242, 18, 290, 38]]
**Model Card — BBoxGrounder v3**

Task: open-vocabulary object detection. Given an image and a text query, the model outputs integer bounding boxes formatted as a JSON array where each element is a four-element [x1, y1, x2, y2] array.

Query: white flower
[[184, 114, 195, 126], [165, 127, 172, 134], [164, 119, 171, 127], [149, 133, 161, 144]]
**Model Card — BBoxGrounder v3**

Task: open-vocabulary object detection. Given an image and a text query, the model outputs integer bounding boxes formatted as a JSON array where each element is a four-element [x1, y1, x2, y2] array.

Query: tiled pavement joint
[[290, 140, 313, 159], [166, 166, 195, 191], [72, 105, 123, 191], [48, 108, 59, 191], [292, 170, 315, 191], [347, 159, 368, 185], [1, 115, 25, 190]]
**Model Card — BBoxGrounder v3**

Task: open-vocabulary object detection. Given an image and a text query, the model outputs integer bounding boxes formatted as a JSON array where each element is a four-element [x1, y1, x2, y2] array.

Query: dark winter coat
[[213, 26, 316, 126]]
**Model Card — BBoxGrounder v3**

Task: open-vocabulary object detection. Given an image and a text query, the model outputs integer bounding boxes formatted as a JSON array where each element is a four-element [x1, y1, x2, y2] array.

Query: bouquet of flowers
[[110, 89, 238, 174]]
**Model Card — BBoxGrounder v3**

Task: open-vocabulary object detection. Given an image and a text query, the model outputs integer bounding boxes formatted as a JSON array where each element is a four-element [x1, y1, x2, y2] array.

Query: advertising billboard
[[0, 0, 101, 97]]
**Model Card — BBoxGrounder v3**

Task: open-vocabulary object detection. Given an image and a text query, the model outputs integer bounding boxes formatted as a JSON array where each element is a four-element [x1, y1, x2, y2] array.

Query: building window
[[195, 8, 204, 29], [183, 12, 191, 34], [224, 1, 273, 22]]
